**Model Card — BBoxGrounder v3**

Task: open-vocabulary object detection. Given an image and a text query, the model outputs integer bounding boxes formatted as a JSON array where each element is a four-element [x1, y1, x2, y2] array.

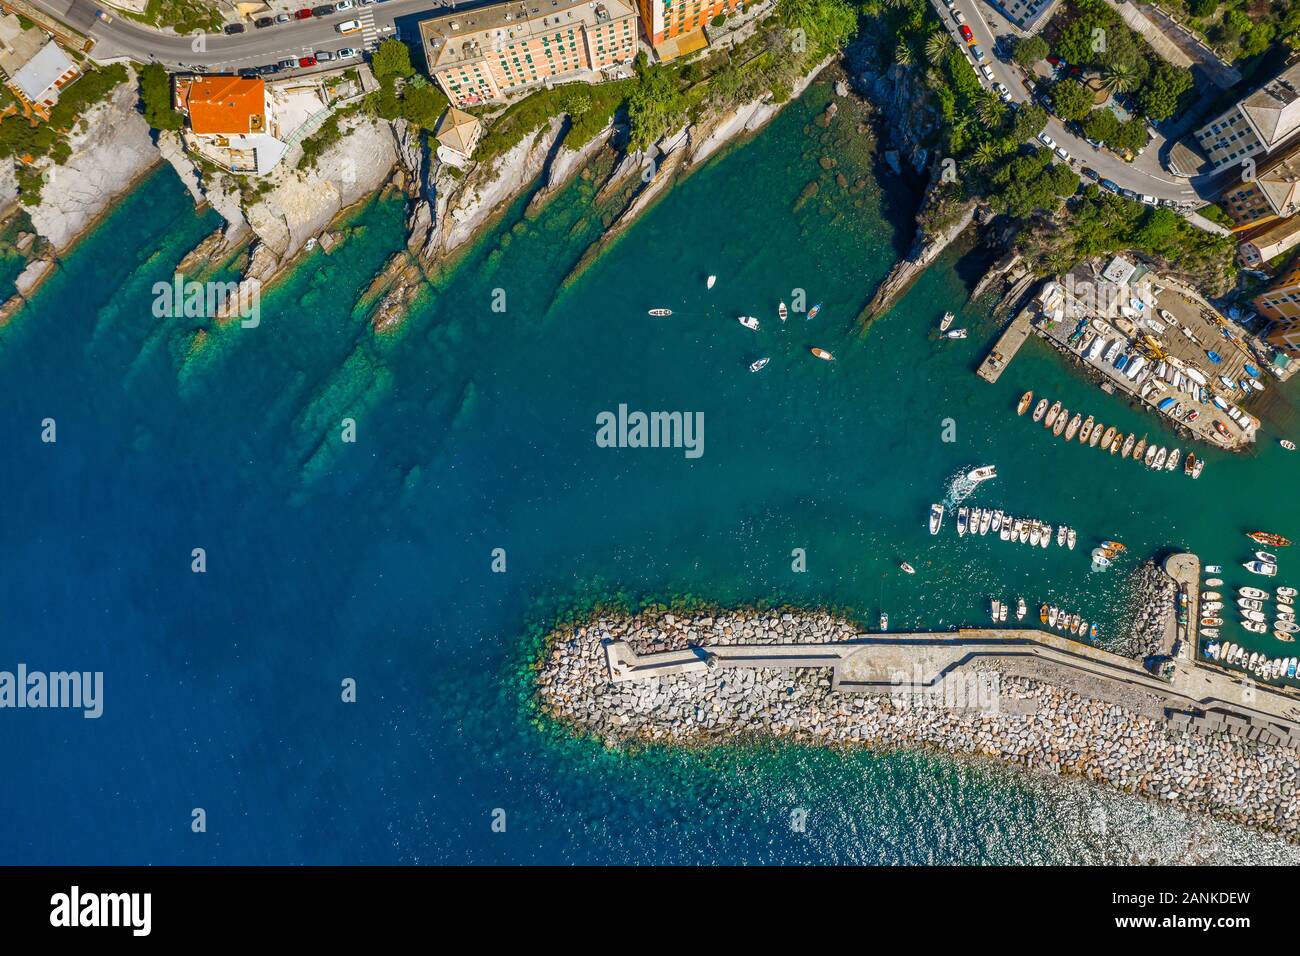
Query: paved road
[[940, 0, 1221, 205], [27, 0, 435, 70]]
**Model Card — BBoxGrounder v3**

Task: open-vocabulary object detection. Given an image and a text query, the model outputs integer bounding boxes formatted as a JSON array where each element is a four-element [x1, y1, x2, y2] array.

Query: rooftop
[[419, 0, 631, 68], [9, 39, 73, 103], [176, 75, 266, 135], [1240, 62, 1300, 148]]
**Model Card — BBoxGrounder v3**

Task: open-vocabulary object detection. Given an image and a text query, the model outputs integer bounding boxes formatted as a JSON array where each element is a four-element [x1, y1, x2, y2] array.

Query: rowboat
[[810, 348, 834, 361], [1203, 590, 1221, 599], [1099, 540, 1126, 553], [1051, 408, 1067, 436], [1090, 423, 1104, 447], [900, 562, 915, 574], [1039, 603, 1049, 624], [1100, 425, 1116, 448], [1032, 398, 1048, 422], [808, 303, 821, 320], [648, 308, 672, 316], [1201, 617, 1224, 627], [738, 315, 760, 330], [1079, 415, 1095, 443], [1045, 401, 1062, 429], [1017, 391, 1033, 415], [749, 357, 770, 373], [779, 301, 788, 322], [1166, 448, 1180, 470], [1120, 433, 1134, 458], [1283, 439, 1296, 451], [1064, 412, 1081, 441], [1110, 433, 1123, 454], [1248, 531, 1291, 547], [1184, 452, 1196, 476], [1131, 435, 1146, 460], [707, 274, 716, 289]]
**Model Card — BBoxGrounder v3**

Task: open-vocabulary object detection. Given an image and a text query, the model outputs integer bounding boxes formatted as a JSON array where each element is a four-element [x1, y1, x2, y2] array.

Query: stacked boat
[[952, 509, 1077, 550], [1038, 603, 1097, 640], [1202, 641, 1299, 683], [1018, 392, 1201, 477]]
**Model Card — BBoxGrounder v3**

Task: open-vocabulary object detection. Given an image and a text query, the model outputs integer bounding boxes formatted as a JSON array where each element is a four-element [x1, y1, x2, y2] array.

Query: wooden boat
[[1248, 531, 1291, 547], [1039, 603, 1049, 624], [1203, 591, 1221, 600], [1079, 415, 1095, 443], [1184, 451, 1196, 476], [810, 348, 834, 361], [1100, 425, 1116, 448], [1201, 617, 1224, 627], [1100, 540, 1126, 553], [648, 308, 673, 316], [1089, 423, 1104, 447], [807, 303, 822, 320], [1282, 439, 1296, 451], [1032, 398, 1048, 422], [1120, 432, 1134, 458], [1045, 401, 1062, 429], [1017, 390, 1033, 415], [1053, 408, 1069, 436], [738, 315, 760, 330], [778, 301, 788, 322], [1132, 435, 1147, 460], [1064, 412, 1082, 441], [900, 562, 915, 574], [1110, 433, 1123, 454]]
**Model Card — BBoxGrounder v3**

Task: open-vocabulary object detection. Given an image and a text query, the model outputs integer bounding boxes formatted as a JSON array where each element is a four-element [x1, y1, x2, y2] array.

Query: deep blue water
[[1, 83, 1297, 864]]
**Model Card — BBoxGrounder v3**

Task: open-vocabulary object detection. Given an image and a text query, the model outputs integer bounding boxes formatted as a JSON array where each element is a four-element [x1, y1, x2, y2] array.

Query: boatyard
[[979, 258, 1267, 452]]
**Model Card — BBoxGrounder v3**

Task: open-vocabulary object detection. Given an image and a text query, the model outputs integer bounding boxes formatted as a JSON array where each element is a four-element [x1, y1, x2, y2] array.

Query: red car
[[298, 55, 317, 67], [959, 24, 974, 44], [294, 8, 313, 18]]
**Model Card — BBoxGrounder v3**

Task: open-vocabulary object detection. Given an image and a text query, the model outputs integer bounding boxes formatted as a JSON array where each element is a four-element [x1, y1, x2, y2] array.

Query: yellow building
[[1253, 262, 1300, 354], [636, 0, 743, 60], [419, 0, 637, 107], [1218, 136, 1300, 227]]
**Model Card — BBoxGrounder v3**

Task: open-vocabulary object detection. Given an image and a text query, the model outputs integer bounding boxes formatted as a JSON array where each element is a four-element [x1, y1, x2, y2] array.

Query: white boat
[[1238, 598, 1263, 611], [929, 503, 944, 535], [990, 599, 1001, 622], [737, 315, 760, 330], [991, 511, 1003, 533], [1279, 586, 1298, 598], [1245, 561, 1278, 577], [1067, 528, 1076, 550], [1056, 525, 1066, 547], [999, 602, 1008, 622], [1039, 523, 1049, 548], [939, 311, 954, 332], [1242, 609, 1267, 623], [978, 509, 991, 535], [1278, 620, 1300, 634], [880, 612, 888, 631], [1239, 586, 1270, 599], [946, 329, 968, 339], [900, 562, 915, 574], [1029, 523, 1041, 547], [1165, 448, 1180, 471], [1048, 607, 1059, 627], [1203, 590, 1221, 599], [648, 308, 673, 316], [1282, 439, 1296, 451], [1016, 597, 1026, 620], [957, 507, 969, 536], [1243, 621, 1267, 634], [749, 357, 770, 373], [707, 274, 716, 289], [966, 465, 997, 484], [1018, 521, 1029, 544], [778, 301, 787, 322], [1256, 550, 1277, 564]]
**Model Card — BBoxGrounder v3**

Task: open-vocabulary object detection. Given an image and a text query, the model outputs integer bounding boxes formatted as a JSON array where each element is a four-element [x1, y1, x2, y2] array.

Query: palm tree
[[895, 38, 913, 66], [971, 142, 1000, 168], [1103, 61, 1138, 94], [976, 90, 1007, 125], [925, 30, 952, 67]]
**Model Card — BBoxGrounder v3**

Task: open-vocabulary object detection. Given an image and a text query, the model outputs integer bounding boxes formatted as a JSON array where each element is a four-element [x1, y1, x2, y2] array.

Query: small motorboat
[[1080, 416, 1095, 443], [1202, 602, 1223, 612], [738, 315, 760, 330], [1245, 561, 1277, 577], [966, 465, 997, 485], [1282, 439, 1297, 451], [1120, 433, 1134, 458], [810, 348, 834, 361], [991, 511, 1003, 533], [1132, 435, 1147, 460], [1243, 621, 1267, 634], [1048, 607, 1059, 627], [808, 303, 822, 320], [1201, 617, 1224, 627], [940, 311, 955, 332], [1241, 609, 1267, 623], [929, 503, 944, 535], [1032, 398, 1048, 422], [1089, 623, 1098, 640], [1203, 590, 1221, 599], [648, 308, 673, 316], [1029, 524, 1041, 547], [1039, 524, 1049, 549], [990, 599, 1001, 622], [979, 509, 992, 535], [900, 562, 915, 574], [1279, 586, 1298, 597], [879, 612, 888, 631], [707, 274, 717, 289], [1067, 528, 1076, 550], [1056, 525, 1067, 547], [1090, 423, 1104, 447], [1099, 540, 1125, 553], [1045, 402, 1063, 429], [957, 507, 969, 537], [1016, 597, 1026, 620], [778, 301, 788, 322], [1152, 447, 1167, 469], [1017, 391, 1033, 415], [1239, 586, 1270, 600], [1238, 598, 1264, 611], [1100, 425, 1116, 448], [1279, 620, 1300, 634], [1206, 565, 1223, 574], [1165, 448, 1180, 471], [1256, 550, 1278, 565], [1064, 413, 1082, 441], [1144, 444, 1158, 467], [1248, 531, 1291, 547], [946, 329, 968, 339], [1184, 452, 1196, 476], [749, 357, 770, 373], [999, 601, 1008, 623]]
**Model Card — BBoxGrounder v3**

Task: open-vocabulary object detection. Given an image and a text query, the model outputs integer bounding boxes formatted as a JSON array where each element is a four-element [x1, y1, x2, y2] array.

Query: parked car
[[959, 24, 974, 43], [224, 22, 246, 34], [335, 0, 355, 8], [294, 7, 313, 18], [315, 49, 336, 61], [952, 9, 965, 23], [276, 12, 291, 21], [1054, 145, 1070, 162], [358, 0, 376, 4], [237, 67, 258, 77], [1038, 132, 1056, 149], [336, 47, 360, 58], [279, 58, 298, 69], [311, 4, 336, 15], [994, 82, 1011, 102], [1120, 187, 1138, 200], [336, 17, 363, 32], [980, 64, 994, 81], [94, 8, 113, 22], [1099, 178, 1120, 193], [972, 45, 985, 62], [299, 55, 318, 67], [254, 16, 275, 27], [1080, 166, 1099, 181], [257, 64, 280, 75], [1140, 194, 1158, 206]]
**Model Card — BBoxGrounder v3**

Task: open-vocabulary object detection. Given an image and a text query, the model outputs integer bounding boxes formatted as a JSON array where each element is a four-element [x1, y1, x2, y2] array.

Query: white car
[[980, 64, 994, 81], [1054, 145, 1070, 162], [1140, 194, 1158, 205], [335, 0, 354, 8], [1038, 132, 1056, 149], [994, 82, 1011, 101], [953, 9, 966, 23], [336, 17, 362, 32], [336, 46, 359, 58]]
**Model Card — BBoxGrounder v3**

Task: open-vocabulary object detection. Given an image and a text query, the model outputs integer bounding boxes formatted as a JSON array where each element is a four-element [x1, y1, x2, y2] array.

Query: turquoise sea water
[[1, 81, 1298, 864]]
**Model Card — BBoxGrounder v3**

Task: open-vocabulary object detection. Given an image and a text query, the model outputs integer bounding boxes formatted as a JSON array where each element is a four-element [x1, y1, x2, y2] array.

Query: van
[[336, 17, 362, 32]]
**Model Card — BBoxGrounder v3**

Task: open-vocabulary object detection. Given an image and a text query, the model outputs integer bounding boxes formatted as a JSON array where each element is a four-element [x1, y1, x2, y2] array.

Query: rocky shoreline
[[536, 607, 1300, 841]]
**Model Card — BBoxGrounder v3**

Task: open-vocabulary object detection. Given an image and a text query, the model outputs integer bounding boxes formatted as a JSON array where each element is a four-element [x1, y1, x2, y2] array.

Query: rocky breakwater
[[536, 608, 1300, 840], [1119, 560, 1179, 660]]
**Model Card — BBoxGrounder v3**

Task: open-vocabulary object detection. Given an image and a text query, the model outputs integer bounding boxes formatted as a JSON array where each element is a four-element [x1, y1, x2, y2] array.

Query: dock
[[1162, 552, 1201, 662], [977, 309, 1034, 383]]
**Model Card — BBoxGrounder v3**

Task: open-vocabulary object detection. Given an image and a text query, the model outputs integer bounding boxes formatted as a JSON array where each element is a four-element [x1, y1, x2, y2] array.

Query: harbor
[[978, 257, 1268, 452]]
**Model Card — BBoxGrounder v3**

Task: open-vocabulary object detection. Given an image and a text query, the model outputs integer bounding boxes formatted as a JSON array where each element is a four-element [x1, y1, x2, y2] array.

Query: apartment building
[[1194, 62, 1300, 174], [635, 0, 742, 59]]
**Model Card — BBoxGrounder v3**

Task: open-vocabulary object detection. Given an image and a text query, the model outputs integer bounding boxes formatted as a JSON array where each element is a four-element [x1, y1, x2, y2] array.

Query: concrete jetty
[[976, 309, 1033, 384]]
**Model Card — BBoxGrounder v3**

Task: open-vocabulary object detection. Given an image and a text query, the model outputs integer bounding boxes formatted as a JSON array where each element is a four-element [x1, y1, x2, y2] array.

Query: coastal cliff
[[536, 608, 1300, 841]]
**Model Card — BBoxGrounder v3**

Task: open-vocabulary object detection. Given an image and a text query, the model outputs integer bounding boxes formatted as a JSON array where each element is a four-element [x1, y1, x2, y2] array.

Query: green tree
[[372, 39, 414, 82], [626, 63, 685, 151], [1011, 103, 1047, 141], [1190, 0, 1217, 16], [139, 62, 183, 131], [925, 30, 952, 67], [1051, 78, 1093, 121], [1138, 61, 1191, 120], [1082, 107, 1120, 143], [1102, 60, 1138, 94], [400, 82, 447, 128], [1013, 34, 1049, 67], [976, 89, 1006, 125]]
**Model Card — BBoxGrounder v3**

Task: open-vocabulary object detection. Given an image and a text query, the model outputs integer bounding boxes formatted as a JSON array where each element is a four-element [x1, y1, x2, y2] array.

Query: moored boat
[[1100, 425, 1116, 448], [1120, 432, 1134, 458], [810, 348, 834, 361], [1201, 617, 1224, 627], [1183, 451, 1196, 476], [1090, 423, 1104, 447], [979, 509, 991, 535], [880, 612, 888, 631], [1245, 560, 1278, 576], [1248, 531, 1291, 547], [946, 329, 968, 339], [1053, 409, 1069, 437], [1132, 435, 1147, 460], [749, 357, 770, 372], [1032, 398, 1048, 422], [1165, 448, 1180, 471], [1152, 447, 1168, 470], [1039, 603, 1049, 624], [929, 503, 944, 535], [1110, 433, 1123, 454], [1017, 390, 1033, 415], [1064, 412, 1082, 441], [1045, 401, 1062, 429], [1256, 550, 1277, 564], [1056, 525, 1067, 547], [1079, 415, 1095, 443], [957, 506, 969, 536], [1067, 528, 1076, 550], [1239, 586, 1270, 600], [939, 311, 955, 332], [1029, 523, 1041, 547], [738, 315, 760, 330], [1016, 597, 1026, 620]]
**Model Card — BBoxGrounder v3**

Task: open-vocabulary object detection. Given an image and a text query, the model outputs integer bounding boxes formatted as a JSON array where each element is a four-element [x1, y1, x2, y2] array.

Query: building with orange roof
[[174, 74, 287, 175]]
